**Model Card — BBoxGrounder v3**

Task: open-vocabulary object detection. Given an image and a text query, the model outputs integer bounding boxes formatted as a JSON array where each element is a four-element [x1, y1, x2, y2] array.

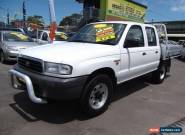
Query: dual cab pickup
[[9, 21, 171, 116]]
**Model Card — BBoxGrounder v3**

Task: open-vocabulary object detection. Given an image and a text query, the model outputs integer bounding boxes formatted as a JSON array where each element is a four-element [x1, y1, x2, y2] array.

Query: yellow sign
[[11, 32, 29, 40], [106, 0, 146, 22], [60, 32, 68, 40], [94, 24, 108, 28], [95, 24, 116, 42]]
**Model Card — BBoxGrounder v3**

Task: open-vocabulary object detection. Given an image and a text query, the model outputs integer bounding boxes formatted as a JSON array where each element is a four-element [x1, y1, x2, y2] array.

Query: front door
[[122, 25, 151, 80]]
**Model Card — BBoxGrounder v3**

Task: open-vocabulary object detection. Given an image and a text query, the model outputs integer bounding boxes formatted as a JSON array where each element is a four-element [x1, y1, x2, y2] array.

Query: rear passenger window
[[124, 25, 144, 48], [146, 27, 157, 46]]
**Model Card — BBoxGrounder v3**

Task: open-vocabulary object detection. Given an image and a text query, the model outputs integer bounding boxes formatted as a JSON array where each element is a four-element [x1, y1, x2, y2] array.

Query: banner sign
[[95, 24, 116, 42], [106, 0, 146, 22]]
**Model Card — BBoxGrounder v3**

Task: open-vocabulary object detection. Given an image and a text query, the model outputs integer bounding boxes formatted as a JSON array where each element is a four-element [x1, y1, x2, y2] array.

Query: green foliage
[[59, 13, 82, 26], [27, 15, 44, 26]]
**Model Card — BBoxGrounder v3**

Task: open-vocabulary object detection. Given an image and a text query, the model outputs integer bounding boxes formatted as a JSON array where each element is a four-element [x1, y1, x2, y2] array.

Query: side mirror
[[124, 39, 140, 48], [124, 40, 132, 48]]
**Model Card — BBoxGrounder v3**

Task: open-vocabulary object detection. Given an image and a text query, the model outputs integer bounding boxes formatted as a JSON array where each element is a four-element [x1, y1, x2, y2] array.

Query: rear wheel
[[0, 51, 5, 64], [181, 55, 185, 59], [152, 63, 167, 84], [80, 74, 113, 117]]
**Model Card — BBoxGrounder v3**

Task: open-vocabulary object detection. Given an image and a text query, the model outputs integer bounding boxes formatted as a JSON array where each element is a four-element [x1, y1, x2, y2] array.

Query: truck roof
[[90, 21, 155, 28]]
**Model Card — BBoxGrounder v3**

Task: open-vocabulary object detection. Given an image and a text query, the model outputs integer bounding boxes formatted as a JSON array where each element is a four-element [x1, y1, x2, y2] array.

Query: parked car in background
[[168, 40, 178, 45], [66, 32, 76, 37], [0, 31, 39, 63], [178, 40, 185, 46], [35, 30, 69, 44], [180, 42, 185, 59], [0, 28, 26, 35], [166, 40, 182, 57]]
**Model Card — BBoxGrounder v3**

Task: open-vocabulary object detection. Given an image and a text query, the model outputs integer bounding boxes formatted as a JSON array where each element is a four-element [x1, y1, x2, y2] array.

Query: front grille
[[18, 57, 43, 73]]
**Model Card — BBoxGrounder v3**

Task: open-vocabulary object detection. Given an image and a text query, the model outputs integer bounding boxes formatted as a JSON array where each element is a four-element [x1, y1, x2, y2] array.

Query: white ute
[[9, 21, 171, 116]]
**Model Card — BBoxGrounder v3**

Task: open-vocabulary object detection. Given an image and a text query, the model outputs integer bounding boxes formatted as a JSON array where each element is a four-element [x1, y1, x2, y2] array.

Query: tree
[[27, 15, 44, 26], [59, 13, 82, 26]]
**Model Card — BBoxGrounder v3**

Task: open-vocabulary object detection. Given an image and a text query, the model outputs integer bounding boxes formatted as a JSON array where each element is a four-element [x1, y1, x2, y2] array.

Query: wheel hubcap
[[89, 83, 108, 110], [160, 66, 166, 80]]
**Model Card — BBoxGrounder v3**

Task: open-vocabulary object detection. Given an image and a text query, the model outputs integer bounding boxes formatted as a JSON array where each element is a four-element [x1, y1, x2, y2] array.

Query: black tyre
[[181, 55, 185, 59], [0, 51, 5, 64], [80, 74, 113, 117], [152, 64, 167, 84]]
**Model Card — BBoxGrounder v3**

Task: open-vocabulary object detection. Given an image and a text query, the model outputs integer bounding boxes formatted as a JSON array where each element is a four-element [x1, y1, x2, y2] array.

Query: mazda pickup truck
[[9, 21, 171, 116]]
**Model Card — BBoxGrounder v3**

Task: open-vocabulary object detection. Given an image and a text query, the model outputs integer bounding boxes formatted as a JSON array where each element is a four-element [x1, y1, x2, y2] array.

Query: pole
[[7, 10, 10, 26], [23, 1, 26, 28], [48, 0, 57, 43]]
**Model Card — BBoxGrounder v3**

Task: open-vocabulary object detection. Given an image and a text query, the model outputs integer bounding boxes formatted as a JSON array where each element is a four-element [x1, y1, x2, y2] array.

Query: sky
[[136, 0, 185, 22], [0, 0, 83, 24], [0, 0, 185, 25]]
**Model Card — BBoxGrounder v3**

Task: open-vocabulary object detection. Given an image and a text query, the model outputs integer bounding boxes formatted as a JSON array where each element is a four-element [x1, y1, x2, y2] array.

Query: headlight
[[45, 62, 72, 75], [6, 46, 18, 51]]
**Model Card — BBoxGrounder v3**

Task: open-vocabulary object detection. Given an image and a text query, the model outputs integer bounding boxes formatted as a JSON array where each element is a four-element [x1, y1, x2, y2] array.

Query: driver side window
[[124, 25, 144, 48]]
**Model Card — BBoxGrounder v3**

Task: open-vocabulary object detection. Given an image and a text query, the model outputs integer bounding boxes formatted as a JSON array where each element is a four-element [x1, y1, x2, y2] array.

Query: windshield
[[3, 32, 33, 42], [68, 23, 126, 45]]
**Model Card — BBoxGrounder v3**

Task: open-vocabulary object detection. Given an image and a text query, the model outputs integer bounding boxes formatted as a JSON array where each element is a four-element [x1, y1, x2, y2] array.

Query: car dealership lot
[[0, 59, 185, 135]]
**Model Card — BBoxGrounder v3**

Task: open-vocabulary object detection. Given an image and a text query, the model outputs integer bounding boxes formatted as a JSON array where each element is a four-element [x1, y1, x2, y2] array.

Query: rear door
[[145, 27, 160, 70]]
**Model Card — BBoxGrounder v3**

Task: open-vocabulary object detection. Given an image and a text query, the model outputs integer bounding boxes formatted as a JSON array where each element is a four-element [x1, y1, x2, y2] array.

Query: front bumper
[[9, 65, 88, 104]]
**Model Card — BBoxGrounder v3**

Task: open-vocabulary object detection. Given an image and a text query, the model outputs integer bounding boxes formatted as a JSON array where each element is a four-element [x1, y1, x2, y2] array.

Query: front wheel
[[0, 51, 6, 64], [152, 64, 167, 84], [80, 74, 113, 117]]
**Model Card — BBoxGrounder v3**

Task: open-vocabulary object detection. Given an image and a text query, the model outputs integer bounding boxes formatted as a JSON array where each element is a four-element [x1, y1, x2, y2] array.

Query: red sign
[[49, 22, 57, 42]]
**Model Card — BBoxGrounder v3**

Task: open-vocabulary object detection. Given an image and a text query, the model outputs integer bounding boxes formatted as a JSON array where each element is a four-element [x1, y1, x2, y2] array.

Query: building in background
[[76, 0, 147, 24], [10, 19, 25, 28], [0, 22, 5, 28]]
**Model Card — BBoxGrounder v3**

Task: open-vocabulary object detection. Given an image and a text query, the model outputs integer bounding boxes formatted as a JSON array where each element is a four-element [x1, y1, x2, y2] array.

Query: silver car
[[181, 43, 185, 59], [0, 31, 39, 63], [36, 30, 68, 44], [167, 40, 183, 57]]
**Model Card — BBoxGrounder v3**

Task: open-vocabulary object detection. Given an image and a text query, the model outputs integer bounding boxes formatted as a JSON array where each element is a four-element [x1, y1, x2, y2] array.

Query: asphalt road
[[0, 59, 185, 135]]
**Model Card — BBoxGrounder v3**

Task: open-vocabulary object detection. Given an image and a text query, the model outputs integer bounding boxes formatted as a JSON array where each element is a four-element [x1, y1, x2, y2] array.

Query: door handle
[[155, 51, 159, 54], [142, 52, 147, 56]]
